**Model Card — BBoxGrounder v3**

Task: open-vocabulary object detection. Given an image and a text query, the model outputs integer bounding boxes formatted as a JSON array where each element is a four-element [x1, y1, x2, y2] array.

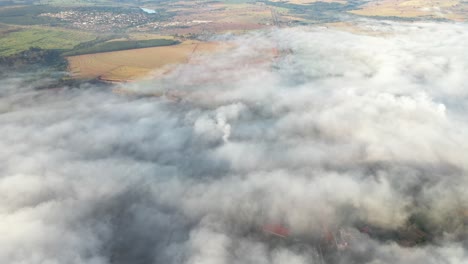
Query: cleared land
[[149, 2, 272, 35], [269, 0, 347, 5], [67, 41, 222, 82], [349, 0, 467, 21]]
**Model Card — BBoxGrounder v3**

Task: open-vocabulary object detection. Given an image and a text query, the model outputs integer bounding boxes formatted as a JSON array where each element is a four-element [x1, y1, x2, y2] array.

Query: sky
[[0, 20, 468, 264]]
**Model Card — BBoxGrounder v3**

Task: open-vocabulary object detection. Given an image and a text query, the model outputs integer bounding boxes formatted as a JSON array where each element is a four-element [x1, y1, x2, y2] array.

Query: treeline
[[63, 39, 180, 56]]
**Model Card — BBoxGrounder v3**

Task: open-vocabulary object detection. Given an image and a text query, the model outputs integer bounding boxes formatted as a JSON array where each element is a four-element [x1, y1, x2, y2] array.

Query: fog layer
[[1, 21, 467, 264]]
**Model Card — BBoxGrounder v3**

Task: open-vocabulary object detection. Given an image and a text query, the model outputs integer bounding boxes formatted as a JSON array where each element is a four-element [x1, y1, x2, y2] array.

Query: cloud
[[0, 20, 468, 264]]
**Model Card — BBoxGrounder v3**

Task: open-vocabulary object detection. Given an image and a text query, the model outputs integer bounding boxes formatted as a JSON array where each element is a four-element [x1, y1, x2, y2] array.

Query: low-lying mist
[[1, 20, 467, 264]]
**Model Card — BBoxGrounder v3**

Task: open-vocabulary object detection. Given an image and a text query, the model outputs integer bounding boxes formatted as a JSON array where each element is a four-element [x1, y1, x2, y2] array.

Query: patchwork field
[[349, 0, 468, 21], [269, 0, 347, 5], [4, 0, 467, 83], [149, 1, 273, 35], [67, 41, 223, 82]]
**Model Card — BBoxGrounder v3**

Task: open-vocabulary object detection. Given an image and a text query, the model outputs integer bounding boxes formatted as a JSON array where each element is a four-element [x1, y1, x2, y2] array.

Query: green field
[[0, 25, 178, 57], [0, 27, 96, 56]]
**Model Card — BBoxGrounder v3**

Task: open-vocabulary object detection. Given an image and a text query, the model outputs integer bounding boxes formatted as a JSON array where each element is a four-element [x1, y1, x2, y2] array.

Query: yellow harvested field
[[349, 0, 466, 21], [101, 66, 152, 82], [67, 41, 222, 82]]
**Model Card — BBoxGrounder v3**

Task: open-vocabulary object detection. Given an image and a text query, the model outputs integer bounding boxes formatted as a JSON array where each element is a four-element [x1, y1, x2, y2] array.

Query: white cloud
[[0, 21, 468, 264]]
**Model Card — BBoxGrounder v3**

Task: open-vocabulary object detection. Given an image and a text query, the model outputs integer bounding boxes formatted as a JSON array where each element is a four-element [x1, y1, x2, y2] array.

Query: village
[[39, 9, 156, 31]]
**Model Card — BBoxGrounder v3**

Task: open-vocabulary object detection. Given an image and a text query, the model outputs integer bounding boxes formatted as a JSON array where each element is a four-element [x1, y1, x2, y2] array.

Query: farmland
[[63, 38, 179, 56], [140, 1, 274, 35], [268, 0, 347, 5], [1, 0, 468, 81], [67, 41, 223, 82], [0, 27, 96, 56], [349, 0, 468, 21]]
